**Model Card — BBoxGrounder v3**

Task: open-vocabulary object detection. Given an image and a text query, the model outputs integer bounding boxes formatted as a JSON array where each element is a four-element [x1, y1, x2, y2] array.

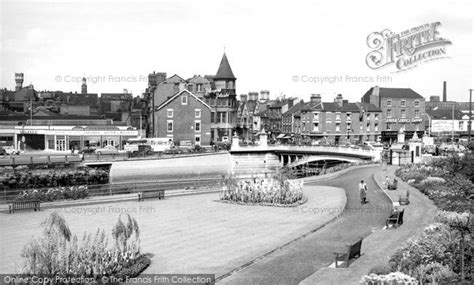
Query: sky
[[0, 0, 472, 103]]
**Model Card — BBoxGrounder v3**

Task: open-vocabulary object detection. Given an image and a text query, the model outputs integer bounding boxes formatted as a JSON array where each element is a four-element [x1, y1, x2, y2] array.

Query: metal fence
[[0, 177, 224, 205]]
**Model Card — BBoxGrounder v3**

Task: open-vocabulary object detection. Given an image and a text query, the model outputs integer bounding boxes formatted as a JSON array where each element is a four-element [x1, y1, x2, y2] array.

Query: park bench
[[9, 200, 41, 214], [138, 189, 165, 201], [386, 208, 405, 228], [388, 178, 398, 190], [333, 238, 363, 268], [398, 191, 410, 205]]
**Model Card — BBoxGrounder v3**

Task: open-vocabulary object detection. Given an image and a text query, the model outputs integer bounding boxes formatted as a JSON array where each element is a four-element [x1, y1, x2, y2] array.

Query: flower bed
[[360, 272, 418, 284], [15, 185, 89, 202], [21, 212, 151, 280], [220, 175, 304, 206]]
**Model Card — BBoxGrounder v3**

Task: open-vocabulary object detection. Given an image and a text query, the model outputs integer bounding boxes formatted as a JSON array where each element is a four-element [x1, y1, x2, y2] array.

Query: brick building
[[155, 89, 211, 145], [362, 86, 426, 143]]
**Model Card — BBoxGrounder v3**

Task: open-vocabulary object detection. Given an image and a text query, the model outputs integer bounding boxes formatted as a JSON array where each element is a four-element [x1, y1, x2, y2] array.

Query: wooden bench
[[398, 191, 410, 205], [333, 238, 363, 268], [138, 189, 165, 201], [9, 200, 40, 214], [388, 178, 398, 190], [386, 209, 405, 228]]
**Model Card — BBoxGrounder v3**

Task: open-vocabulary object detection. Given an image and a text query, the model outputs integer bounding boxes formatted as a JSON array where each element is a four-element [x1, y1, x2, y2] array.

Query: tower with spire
[[206, 53, 238, 142]]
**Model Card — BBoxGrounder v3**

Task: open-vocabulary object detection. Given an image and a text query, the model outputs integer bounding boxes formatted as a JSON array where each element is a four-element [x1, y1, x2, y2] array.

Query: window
[[367, 122, 371, 129], [387, 100, 392, 107], [374, 123, 379, 131], [187, 85, 193, 92], [374, 114, 379, 120], [414, 110, 419, 118], [195, 135, 201, 145], [196, 84, 203, 92], [414, 100, 420, 107], [401, 100, 406, 107], [459, 121, 464, 130], [181, 95, 187, 105], [387, 109, 392, 118], [386, 123, 391, 131], [313, 123, 319, 132], [195, 120, 201, 132], [401, 109, 406, 118], [211, 112, 215, 123], [335, 123, 340, 132], [335, 113, 341, 121], [167, 109, 173, 118], [313, 112, 319, 121], [346, 113, 352, 121], [195, 109, 201, 118], [167, 120, 173, 132]]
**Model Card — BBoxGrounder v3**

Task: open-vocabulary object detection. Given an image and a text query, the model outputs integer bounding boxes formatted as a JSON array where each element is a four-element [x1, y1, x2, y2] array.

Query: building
[[145, 53, 239, 142], [154, 89, 211, 145], [203, 53, 238, 142], [236, 92, 261, 140], [296, 94, 382, 145], [100, 91, 133, 123], [426, 107, 470, 142], [267, 98, 297, 138], [0, 116, 138, 151], [281, 100, 306, 142], [362, 86, 426, 143]]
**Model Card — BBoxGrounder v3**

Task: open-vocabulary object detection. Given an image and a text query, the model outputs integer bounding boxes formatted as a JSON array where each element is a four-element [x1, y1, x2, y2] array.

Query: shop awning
[[276, 134, 286, 139]]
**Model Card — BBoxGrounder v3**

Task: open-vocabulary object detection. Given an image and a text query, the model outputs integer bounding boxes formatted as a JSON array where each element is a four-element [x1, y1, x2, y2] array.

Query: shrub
[[368, 264, 393, 275], [15, 186, 89, 202], [419, 177, 446, 186], [360, 272, 418, 284], [21, 212, 149, 280]]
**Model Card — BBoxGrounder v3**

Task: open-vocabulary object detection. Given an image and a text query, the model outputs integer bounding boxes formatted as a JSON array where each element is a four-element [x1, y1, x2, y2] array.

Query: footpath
[[300, 165, 438, 285]]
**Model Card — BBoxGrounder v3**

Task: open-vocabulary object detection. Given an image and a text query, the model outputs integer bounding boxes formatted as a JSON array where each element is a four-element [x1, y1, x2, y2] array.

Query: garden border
[[215, 195, 308, 208]]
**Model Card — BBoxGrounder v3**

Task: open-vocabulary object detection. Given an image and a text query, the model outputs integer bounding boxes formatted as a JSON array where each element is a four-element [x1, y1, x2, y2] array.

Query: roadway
[[219, 166, 392, 285]]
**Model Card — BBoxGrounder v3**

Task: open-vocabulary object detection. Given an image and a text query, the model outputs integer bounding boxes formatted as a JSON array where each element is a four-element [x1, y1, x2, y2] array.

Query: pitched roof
[[364, 87, 424, 99], [426, 108, 465, 120], [155, 89, 211, 111], [283, 101, 305, 116], [215, 53, 236, 80], [357, 102, 382, 112]]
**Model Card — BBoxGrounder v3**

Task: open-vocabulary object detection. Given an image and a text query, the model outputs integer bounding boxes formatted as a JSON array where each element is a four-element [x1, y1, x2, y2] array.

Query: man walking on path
[[359, 180, 368, 204]]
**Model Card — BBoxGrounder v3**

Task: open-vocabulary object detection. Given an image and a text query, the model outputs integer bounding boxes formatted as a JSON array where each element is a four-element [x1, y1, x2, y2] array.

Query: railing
[[0, 149, 224, 166], [0, 177, 224, 205]]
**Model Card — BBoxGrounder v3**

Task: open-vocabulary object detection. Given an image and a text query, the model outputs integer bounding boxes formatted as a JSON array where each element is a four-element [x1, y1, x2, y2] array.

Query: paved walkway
[[0, 185, 345, 276], [219, 165, 438, 285]]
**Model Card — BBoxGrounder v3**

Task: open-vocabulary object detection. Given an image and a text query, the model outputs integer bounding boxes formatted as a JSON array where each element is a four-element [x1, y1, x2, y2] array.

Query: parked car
[[0, 147, 6, 155], [94, 145, 119, 155], [129, 145, 154, 157], [2, 146, 20, 155], [79, 147, 96, 155]]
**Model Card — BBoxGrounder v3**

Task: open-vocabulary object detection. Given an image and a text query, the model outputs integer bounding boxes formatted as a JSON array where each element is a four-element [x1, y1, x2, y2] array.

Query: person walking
[[359, 180, 368, 204]]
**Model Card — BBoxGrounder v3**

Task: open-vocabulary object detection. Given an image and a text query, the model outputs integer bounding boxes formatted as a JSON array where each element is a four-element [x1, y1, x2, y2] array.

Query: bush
[[21, 212, 149, 280], [1, 167, 109, 189], [368, 264, 393, 275], [15, 186, 89, 202], [360, 272, 418, 284]]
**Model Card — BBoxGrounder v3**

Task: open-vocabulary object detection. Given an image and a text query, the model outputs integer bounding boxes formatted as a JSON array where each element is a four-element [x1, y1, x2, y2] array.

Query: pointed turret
[[215, 53, 236, 80]]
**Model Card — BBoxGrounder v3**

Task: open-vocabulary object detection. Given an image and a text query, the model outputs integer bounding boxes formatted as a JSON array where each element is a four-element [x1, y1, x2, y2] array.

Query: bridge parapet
[[231, 144, 380, 161]]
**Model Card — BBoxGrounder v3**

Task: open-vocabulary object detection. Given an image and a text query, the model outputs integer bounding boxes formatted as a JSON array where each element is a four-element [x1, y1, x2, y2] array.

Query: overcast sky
[[0, 0, 472, 103]]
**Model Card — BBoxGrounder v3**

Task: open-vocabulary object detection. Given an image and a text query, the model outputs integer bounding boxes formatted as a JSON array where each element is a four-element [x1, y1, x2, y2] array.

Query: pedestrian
[[385, 176, 390, 190], [359, 180, 368, 204]]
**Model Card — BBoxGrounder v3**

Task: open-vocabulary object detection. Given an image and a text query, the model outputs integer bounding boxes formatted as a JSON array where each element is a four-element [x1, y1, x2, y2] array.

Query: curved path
[[219, 166, 393, 285]]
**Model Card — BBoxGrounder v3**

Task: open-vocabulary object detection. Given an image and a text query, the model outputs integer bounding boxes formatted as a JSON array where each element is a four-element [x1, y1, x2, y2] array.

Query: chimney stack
[[240, 94, 248, 102], [334, 94, 343, 107], [248, 92, 259, 101], [260, 90, 270, 101], [310, 94, 321, 104], [15, 73, 24, 91], [443, 81, 447, 102]]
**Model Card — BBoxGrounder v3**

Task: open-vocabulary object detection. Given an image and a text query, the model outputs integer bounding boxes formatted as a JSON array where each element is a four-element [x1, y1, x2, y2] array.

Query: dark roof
[[246, 100, 257, 113], [357, 102, 382, 112], [364, 87, 424, 99], [283, 102, 305, 116], [426, 108, 465, 120], [215, 53, 236, 80]]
